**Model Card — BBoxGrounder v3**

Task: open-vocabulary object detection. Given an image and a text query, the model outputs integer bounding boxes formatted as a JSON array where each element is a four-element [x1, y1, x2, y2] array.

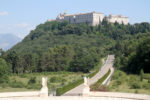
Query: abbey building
[[49, 11, 129, 26]]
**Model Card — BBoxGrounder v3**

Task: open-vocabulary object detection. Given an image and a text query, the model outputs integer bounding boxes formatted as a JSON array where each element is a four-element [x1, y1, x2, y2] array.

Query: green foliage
[[28, 77, 36, 84], [2, 20, 150, 74], [50, 76, 62, 83], [69, 49, 99, 72], [90, 69, 111, 91], [114, 34, 150, 74], [0, 58, 9, 83], [109, 70, 150, 94], [88, 60, 102, 78], [9, 79, 25, 88], [130, 81, 141, 89], [140, 69, 144, 81], [56, 60, 102, 96], [127, 37, 150, 73], [143, 73, 150, 80], [56, 78, 84, 96]]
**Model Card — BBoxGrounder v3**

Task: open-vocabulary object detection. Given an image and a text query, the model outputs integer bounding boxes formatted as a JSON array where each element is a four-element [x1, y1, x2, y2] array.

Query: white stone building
[[107, 14, 129, 25], [56, 12, 104, 26], [55, 11, 129, 26]]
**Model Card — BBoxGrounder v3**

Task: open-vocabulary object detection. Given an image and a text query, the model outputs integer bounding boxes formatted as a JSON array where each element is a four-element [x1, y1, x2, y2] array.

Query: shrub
[[116, 80, 122, 85], [130, 82, 141, 89], [97, 85, 108, 91], [50, 76, 62, 83], [128, 75, 140, 83], [142, 83, 150, 89], [28, 77, 36, 84], [0, 83, 9, 88], [112, 70, 126, 80], [19, 74, 28, 78], [9, 80, 25, 88], [26, 83, 41, 89], [135, 89, 139, 94]]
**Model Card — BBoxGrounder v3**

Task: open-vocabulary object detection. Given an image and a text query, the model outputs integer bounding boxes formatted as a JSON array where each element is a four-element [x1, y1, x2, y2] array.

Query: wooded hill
[[0, 20, 150, 82]]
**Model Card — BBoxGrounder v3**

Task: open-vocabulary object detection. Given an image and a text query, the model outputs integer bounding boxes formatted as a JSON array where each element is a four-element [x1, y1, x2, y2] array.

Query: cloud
[[0, 11, 8, 16], [0, 22, 36, 39], [13, 23, 36, 39], [15, 23, 29, 28]]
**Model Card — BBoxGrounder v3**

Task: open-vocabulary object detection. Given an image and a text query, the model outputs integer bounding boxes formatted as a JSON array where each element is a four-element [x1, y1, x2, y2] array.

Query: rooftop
[[61, 11, 104, 17]]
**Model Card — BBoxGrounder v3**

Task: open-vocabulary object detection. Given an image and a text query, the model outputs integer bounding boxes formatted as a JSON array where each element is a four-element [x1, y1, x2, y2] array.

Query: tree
[[127, 37, 150, 73], [6, 51, 19, 73], [69, 49, 98, 73], [0, 58, 9, 83]]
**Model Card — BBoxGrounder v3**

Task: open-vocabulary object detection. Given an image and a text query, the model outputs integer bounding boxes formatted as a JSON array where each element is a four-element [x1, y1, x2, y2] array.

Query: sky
[[0, 0, 150, 39]]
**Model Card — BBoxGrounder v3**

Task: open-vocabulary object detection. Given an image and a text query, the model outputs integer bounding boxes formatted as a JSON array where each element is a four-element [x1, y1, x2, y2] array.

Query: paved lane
[[63, 55, 115, 96]]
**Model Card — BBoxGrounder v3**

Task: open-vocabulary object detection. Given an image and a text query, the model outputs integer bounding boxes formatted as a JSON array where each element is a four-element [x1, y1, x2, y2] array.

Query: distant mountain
[[0, 33, 21, 51]]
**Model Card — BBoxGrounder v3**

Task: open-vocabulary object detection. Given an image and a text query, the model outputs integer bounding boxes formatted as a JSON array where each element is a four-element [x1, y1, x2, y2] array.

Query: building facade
[[55, 11, 129, 26], [107, 14, 129, 25]]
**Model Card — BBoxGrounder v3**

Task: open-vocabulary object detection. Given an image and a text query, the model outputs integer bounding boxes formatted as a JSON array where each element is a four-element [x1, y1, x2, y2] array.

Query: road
[[63, 55, 115, 96]]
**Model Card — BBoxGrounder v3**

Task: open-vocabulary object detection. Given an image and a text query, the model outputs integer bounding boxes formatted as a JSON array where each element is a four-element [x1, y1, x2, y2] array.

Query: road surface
[[63, 55, 115, 96]]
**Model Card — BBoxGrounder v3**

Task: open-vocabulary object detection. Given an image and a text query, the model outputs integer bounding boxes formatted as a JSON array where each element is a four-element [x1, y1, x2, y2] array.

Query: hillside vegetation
[[0, 20, 150, 92]]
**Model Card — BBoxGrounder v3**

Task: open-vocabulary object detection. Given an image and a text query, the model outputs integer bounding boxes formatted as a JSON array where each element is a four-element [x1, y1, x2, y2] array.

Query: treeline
[[0, 45, 100, 74]]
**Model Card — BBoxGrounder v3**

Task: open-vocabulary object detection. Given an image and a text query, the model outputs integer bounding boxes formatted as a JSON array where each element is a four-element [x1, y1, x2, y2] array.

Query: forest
[[0, 19, 150, 84]]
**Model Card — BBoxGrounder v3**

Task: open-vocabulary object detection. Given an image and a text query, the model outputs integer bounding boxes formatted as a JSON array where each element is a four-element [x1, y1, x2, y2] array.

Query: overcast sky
[[0, 0, 150, 39]]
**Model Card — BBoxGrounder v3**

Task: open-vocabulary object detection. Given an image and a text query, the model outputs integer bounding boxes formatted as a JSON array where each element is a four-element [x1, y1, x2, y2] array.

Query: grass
[[0, 58, 105, 95], [0, 71, 88, 93], [108, 70, 150, 95]]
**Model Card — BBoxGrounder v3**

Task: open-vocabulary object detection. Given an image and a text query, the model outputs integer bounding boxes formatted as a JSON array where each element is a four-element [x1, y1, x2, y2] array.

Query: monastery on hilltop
[[48, 11, 129, 26]]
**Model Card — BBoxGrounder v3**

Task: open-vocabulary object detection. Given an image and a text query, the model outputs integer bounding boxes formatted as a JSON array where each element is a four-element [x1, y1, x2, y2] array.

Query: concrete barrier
[[0, 91, 39, 98], [89, 91, 150, 100]]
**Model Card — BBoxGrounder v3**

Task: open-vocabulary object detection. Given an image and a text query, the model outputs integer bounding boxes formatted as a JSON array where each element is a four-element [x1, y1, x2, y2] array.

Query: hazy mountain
[[0, 33, 21, 51]]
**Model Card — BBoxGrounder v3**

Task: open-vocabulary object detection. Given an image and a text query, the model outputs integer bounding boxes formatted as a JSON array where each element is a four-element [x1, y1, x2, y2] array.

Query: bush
[[97, 85, 108, 91], [135, 89, 139, 94], [50, 76, 62, 83], [9, 80, 25, 88], [142, 83, 150, 89], [19, 74, 28, 78], [112, 70, 126, 80], [128, 75, 140, 83], [28, 77, 36, 84], [0, 83, 9, 88], [116, 80, 122, 85], [130, 82, 141, 89], [26, 83, 41, 90]]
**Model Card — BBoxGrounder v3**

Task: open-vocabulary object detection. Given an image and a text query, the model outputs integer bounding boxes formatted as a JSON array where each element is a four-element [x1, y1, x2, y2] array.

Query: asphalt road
[[63, 55, 115, 96]]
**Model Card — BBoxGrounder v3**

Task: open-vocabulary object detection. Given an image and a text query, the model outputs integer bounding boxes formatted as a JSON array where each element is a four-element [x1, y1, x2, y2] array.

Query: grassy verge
[[56, 59, 103, 96], [90, 69, 111, 91], [0, 71, 86, 93], [108, 70, 150, 95]]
